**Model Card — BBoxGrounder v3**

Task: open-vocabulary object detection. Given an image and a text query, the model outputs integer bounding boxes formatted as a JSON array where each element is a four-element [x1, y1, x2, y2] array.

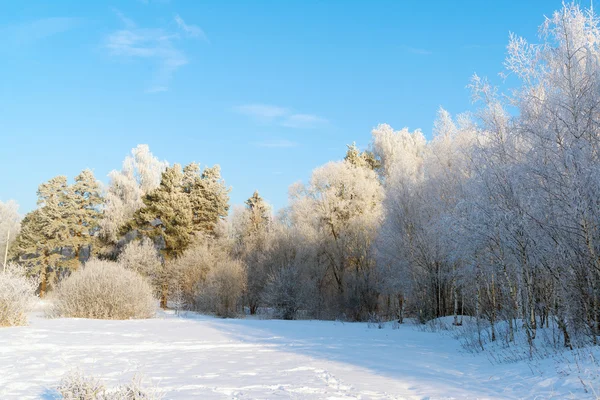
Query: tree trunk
[[40, 268, 47, 299], [160, 282, 168, 309]]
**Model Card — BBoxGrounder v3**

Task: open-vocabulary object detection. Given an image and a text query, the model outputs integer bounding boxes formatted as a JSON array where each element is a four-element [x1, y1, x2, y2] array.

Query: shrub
[[57, 371, 163, 400], [117, 238, 162, 280], [262, 265, 305, 320], [196, 259, 246, 318], [0, 263, 37, 327], [57, 370, 105, 400], [117, 238, 163, 296], [49, 259, 156, 320], [169, 238, 223, 308]]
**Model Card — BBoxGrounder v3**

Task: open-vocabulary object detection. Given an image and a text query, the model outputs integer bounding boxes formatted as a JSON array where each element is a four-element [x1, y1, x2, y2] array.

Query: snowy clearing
[[0, 312, 597, 399]]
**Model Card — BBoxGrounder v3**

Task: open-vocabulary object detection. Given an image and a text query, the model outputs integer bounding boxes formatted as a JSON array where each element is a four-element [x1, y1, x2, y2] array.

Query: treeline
[[2, 2, 600, 350]]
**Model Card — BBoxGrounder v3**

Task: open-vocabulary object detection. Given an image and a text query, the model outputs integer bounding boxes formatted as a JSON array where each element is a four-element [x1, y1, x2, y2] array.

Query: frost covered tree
[[70, 169, 104, 261], [13, 177, 72, 296], [497, 2, 600, 346], [0, 200, 20, 269], [231, 191, 272, 314], [290, 159, 384, 320], [117, 237, 162, 292], [11, 171, 104, 296], [183, 163, 230, 235], [344, 143, 379, 171], [100, 144, 168, 243], [126, 164, 193, 308]]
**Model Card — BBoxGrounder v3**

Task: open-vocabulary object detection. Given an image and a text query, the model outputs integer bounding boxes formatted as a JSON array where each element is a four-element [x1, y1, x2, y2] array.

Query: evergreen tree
[[12, 177, 72, 296], [344, 143, 379, 171], [183, 163, 230, 234], [240, 191, 272, 314], [126, 164, 193, 308], [244, 190, 271, 235], [70, 169, 104, 262]]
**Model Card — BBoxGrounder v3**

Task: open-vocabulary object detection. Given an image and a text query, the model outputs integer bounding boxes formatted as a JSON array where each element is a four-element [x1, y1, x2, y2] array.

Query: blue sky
[[0, 0, 567, 214]]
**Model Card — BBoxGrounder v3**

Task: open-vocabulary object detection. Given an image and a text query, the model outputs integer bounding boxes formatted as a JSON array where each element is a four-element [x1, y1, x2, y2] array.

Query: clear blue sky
[[0, 0, 567, 214]]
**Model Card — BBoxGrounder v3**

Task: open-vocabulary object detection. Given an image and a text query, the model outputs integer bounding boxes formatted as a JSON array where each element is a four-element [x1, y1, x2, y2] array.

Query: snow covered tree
[[290, 159, 384, 320], [244, 190, 271, 234], [117, 237, 163, 293], [100, 144, 168, 243], [0, 200, 20, 269], [231, 191, 272, 314], [70, 169, 103, 262], [12, 177, 72, 296], [126, 164, 193, 308], [344, 143, 379, 171], [183, 163, 230, 234]]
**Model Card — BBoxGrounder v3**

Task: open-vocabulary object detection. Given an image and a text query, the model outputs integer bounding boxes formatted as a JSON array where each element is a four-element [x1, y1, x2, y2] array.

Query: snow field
[[0, 312, 597, 399]]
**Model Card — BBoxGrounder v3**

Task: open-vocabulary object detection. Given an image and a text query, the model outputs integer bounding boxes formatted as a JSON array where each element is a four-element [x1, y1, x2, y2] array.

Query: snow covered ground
[[0, 312, 597, 399]]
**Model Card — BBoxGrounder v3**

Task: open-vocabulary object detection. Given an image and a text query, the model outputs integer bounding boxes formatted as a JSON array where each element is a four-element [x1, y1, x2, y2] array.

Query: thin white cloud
[[401, 45, 432, 56], [282, 113, 328, 129], [106, 10, 206, 93], [175, 14, 209, 43], [1, 17, 80, 46], [255, 139, 298, 148], [235, 104, 290, 120], [235, 103, 327, 129]]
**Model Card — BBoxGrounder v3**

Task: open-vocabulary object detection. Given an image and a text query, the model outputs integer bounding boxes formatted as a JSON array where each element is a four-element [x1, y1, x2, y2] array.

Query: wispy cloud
[[235, 104, 290, 120], [235, 103, 327, 129], [105, 10, 206, 93], [401, 45, 432, 56], [282, 114, 328, 129], [175, 14, 209, 42], [0, 17, 80, 47], [255, 139, 298, 148]]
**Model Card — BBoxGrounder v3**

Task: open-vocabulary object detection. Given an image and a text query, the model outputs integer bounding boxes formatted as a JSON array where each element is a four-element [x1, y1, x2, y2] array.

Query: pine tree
[[183, 163, 230, 234], [12, 177, 72, 296], [126, 164, 193, 308], [344, 143, 379, 171], [244, 190, 271, 235], [71, 169, 104, 262], [240, 191, 272, 314]]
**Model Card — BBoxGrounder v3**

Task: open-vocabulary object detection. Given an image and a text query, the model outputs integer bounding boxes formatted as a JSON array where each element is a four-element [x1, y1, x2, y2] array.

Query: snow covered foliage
[[100, 145, 168, 244], [364, 2, 600, 351], [0, 263, 37, 327], [195, 258, 246, 318], [288, 160, 384, 320], [262, 264, 305, 320], [49, 259, 156, 320], [0, 200, 20, 268], [117, 237, 163, 294], [57, 370, 162, 400], [5, 1, 600, 365]]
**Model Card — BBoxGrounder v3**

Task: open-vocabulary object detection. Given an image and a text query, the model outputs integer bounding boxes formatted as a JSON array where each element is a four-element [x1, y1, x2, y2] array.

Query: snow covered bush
[[57, 371, 163, 400], [0, 263, 37, 327], [195, 259, 246, 318], [262, 266, 304, 320], [117, 237, 163, 294], [169, 239, 216, 307], [57, 371, 105, 399], [49, 259, 156, 320]]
